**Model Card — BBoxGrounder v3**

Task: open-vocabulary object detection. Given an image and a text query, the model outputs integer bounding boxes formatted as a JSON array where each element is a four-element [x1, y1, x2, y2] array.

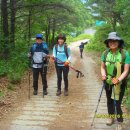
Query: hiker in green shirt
[[101, 32, 130, 130]]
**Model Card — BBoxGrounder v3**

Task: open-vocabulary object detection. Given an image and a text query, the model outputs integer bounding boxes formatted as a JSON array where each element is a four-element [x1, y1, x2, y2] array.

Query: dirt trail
[[0, 40, 130, 130]]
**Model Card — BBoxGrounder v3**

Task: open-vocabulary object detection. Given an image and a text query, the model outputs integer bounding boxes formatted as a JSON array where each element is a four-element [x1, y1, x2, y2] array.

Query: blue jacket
[[53, 44, 71, 66], [79, 44, 84, 49], [30, 42, 49, 68]]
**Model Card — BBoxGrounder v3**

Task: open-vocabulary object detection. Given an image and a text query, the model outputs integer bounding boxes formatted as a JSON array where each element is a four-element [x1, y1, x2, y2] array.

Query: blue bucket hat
[[36, 34, 43, 39], [104, 32, 124, 46]]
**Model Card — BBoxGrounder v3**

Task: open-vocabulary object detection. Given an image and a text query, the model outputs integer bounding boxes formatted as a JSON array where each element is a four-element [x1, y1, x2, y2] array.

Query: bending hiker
[[101, 32, 130, 130], [52, 34, 71, 96], [79, 42, 84, 58], [28, 34, 49, 96]]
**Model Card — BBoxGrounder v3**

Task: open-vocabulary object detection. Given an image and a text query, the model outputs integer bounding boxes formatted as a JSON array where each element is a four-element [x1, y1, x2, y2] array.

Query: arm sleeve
[[125, 51, 130, 64], [67, 47, 71, 61], [44, 43, 49, 54]]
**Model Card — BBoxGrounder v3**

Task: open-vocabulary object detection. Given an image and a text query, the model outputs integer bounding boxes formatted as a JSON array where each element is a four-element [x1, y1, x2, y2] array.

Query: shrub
[[0, 61, 8, 76], [85, 25, 112, 52], [67, 33, 93, 44], [7, 83, 16, 91], [0, 91, 5, 98]]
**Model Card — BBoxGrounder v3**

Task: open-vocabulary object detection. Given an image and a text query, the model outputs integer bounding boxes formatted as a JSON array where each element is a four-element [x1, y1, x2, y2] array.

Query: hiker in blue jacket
[[79, 42, 84, 58], [52, 34, 71, 96], [28, 34, 49, 96]]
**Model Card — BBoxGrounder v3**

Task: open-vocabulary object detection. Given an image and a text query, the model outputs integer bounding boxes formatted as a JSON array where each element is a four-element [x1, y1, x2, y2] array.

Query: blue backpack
[[32, 42, 49, 54]]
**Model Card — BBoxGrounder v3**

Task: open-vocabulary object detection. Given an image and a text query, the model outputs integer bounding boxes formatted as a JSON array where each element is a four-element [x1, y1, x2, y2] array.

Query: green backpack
[[104, 48, 130, 88]]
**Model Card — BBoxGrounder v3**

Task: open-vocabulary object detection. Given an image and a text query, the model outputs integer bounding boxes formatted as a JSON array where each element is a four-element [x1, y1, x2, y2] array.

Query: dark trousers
[[33, 66, 47, 91], [80, 49, 83, 58], [56, 66, 69, 91], [105, 82, 126, 122]]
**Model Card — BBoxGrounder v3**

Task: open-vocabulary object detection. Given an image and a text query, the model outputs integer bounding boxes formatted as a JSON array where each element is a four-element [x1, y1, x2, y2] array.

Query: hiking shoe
[[43, 90, 48, 95], [33, 90, 38, 95], [116, 123, 123, 130], [106, 118, 114, 126], [64, 90, 68, 96], [56, 90, 61, 96]]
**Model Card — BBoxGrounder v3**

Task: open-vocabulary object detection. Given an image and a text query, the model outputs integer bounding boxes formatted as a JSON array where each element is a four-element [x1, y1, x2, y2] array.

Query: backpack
[[104, 48, 130, 88], [104, 48, 126, 63], [55, 43, 69, 58], [32, 42, 48, 54], [31, 42, 49, 64]]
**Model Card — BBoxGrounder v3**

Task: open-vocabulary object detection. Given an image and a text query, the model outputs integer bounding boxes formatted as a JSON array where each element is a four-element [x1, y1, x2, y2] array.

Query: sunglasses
[[108, 39, 119, 43]]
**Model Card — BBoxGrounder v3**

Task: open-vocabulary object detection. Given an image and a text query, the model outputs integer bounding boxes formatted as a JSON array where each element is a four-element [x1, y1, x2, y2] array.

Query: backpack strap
[[55, 44, 58, 56], [32, 43, 37, 52], [55, 43, 69, 58], [104, 48, 110, 63], [120, 49, 126, 64], [64, 43, 69, 58], [104, 48, 126, 63]]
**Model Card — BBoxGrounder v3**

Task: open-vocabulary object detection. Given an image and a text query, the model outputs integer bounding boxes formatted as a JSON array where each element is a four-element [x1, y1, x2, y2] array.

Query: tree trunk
[[46, 18, 50, 46], [1, 0, 9, 58], [52, 18, 56, 47], [28, 9, 31, 45], [112, 15, 117, 31], [10, 0, 16, 48], [46, 27, 49, 43]]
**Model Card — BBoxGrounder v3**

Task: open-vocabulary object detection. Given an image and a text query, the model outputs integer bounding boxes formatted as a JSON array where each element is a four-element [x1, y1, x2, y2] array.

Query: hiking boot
[[116, 123, 123, 130], [43, 90, 48, 95], [106, 118, 114, 126], [56, 90, 61, 96], [33, 90, 38, 95], [64, 90, 68, 96]]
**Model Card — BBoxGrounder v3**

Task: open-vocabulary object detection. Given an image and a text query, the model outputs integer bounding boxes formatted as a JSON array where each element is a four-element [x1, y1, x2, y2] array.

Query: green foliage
[[85, 43, 105, 52], [85, 25, 112, 51], [67, 34, 93, 43], [116, 26, 130, 53], [8, 72, 22, 84], [7, 83, 16, 91], [0, 40, 29, 84], [0, 91, 5, 98], [8, 41, 29, 84], [126, 74, 130, 88], [0, 61, 8, 76], [124, 89, 130, 110]]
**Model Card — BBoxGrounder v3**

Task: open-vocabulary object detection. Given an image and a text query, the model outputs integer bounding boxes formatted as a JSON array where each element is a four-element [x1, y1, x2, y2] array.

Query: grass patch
[[0, 91, 5, 98], [0, 61, 8, 77], [124, 88, 130, 110], [85, 42, 105, 52], [67, 33, 93, 44], [7, 83, 16, 91]]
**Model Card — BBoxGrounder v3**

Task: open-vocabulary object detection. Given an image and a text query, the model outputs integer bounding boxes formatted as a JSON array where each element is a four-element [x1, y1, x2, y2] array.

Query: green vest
[[105, 49, 124, 100]]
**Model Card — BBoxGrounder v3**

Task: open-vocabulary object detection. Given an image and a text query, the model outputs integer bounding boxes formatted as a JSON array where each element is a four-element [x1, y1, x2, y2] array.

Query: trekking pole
[[28, 69, 31, 99], [42, 60, 45, 98], [54, 57, 84, 78], [69, 66, 84, 78], [90, 81, 105, 130], [112, 85, 119, 129], [28, 58, 32, 99]]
